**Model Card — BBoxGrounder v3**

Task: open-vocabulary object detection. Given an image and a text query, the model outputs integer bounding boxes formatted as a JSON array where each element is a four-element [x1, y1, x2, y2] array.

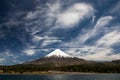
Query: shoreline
[[0, 71, 120, 75]]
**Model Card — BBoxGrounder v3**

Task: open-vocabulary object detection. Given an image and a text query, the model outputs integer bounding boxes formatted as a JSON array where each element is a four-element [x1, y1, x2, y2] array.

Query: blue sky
[[0, 0, 120, 65]]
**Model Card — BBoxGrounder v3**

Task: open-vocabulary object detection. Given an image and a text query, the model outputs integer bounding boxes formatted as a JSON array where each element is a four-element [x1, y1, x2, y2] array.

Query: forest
[[0, 62, 120, 74]]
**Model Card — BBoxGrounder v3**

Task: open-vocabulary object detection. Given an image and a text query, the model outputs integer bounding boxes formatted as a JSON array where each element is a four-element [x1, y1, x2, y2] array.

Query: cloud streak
[[110, 1, 120, 16], [80, 16, 113, 43], [23, 49, 36, 56], [55, 3, 94, 28], [61, 18, 120, 61], [96, 30, 120, 47]]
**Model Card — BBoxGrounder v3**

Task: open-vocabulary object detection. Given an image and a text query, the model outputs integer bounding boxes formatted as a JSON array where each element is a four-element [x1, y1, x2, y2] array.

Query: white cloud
[[46, 2, 94, 29], [79, 53, 120, 61], [92, 16, 96, 23], [24, 3, 46, 21], [96, 30, 120, 47], [32, 36, 45, 42], [45, 1, 61, 26], [46, 1, 61, 18], [23, 49, 36, 56], [32, 35, 62, 42], [65, 46, 120, 61], [79, 16, 113, 43], [64, 31, 120, 61], [0, 58, 5, 62], [24, 4, 47, 34], [79, 50, 120, 61], [77, 47, 114, 61], [62, 25, 120, 61], [32, 35, 63, 48], [4, 50, 15, 57], [24, 2, 95, 49], [62, 16, 113, 47], [38, 49, 50, 52], [0, 50, 19, 65], [59, 16, 114, 44], [25, 11, 40, 20], [56, 3, 94, 28], [92, 16, 113, 34], [41, 39, 62, 47]]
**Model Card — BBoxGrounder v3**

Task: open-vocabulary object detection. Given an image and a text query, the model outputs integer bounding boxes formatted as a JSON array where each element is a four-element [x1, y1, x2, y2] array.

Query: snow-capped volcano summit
[[23, 49, 85, 66], [45, 49, 72, 58]]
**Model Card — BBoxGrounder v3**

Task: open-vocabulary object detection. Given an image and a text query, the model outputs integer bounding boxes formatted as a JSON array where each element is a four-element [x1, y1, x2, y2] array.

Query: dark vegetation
[[56, 63, 120, 73], [0, 62, 120, 73]]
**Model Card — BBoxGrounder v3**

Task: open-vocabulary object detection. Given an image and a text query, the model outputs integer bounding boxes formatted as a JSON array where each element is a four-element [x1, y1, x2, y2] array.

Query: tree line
[[0, 62, 120, 73]]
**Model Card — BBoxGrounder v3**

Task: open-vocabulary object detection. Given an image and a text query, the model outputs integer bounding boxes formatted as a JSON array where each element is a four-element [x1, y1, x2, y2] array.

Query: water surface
[[0, 74, 120, 80]]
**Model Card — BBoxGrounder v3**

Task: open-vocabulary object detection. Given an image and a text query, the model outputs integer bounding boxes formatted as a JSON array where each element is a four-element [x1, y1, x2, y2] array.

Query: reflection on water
[[47, 75, 67, 80], [0, 74, 120, 80]]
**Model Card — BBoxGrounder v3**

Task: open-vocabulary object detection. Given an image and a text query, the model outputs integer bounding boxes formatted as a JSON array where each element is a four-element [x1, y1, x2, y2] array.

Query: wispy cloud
[[61, 18, 120, 61], [24, 1, 95, 48], [45, 1, 95, 29], [29, 2, 93, 48], [65, 44, 120, 61], [80, 16, 113, 43], [0, 50, 19, 65], [93, 16, 113, 34], [32, 35, 60, 42], [41, 39, 62, 47], [78, 47, 120, 61], [61, 16, 113, 48], [96, 30, 120, 47], [24, 11, 40, 20], [0, 58, 5, 63], [32, 35, 62, 47], [92, 16, 96, 23], [110, 1, 120, 16], [55, 3, 94, 28], [23, 49, 36, 56]]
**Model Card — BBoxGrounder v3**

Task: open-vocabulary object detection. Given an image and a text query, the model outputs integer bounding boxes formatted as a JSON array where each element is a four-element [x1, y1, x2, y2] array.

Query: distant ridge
[[112, 60, 120, 64]]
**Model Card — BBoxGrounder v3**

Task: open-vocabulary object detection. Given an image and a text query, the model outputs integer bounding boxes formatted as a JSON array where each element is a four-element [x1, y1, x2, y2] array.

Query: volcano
[[23, 49, 87, 67]]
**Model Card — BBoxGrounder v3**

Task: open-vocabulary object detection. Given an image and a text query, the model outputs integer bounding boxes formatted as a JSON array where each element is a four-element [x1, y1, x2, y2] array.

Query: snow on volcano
[[45, 49, 72, 58]]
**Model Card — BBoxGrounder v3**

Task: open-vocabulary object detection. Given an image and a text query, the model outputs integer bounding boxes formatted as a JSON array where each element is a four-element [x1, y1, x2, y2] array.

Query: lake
[[0, 74, 120, 80]]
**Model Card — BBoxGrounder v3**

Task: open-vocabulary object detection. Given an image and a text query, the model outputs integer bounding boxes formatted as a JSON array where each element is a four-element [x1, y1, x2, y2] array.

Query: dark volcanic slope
[[23, 56, 89, 67]]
